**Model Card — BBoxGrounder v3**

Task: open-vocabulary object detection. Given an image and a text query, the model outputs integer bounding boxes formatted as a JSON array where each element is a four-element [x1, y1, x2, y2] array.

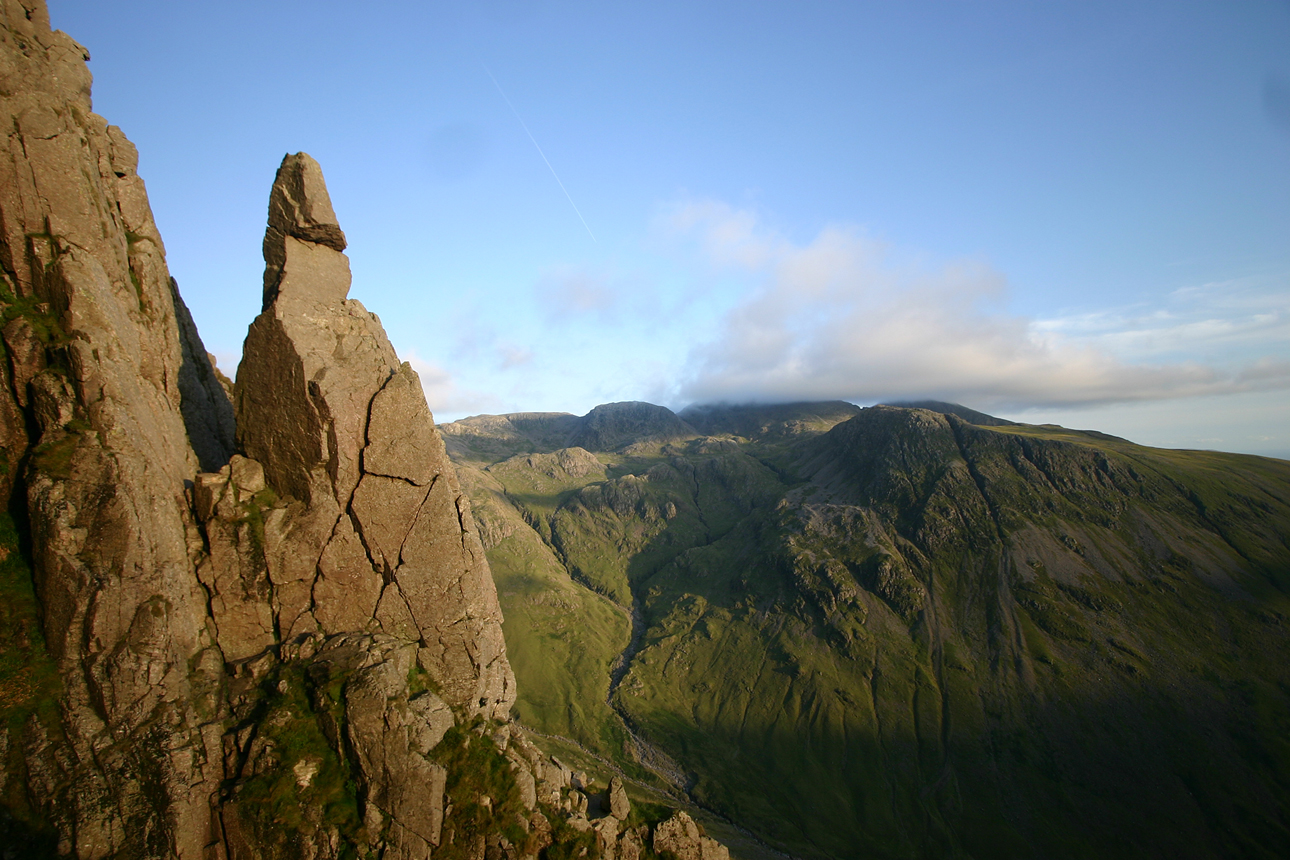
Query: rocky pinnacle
[[230, 152, 515, 716]]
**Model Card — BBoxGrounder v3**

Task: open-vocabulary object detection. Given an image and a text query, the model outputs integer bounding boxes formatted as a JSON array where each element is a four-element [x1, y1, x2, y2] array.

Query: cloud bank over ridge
[[668, 201, 1290, 411]]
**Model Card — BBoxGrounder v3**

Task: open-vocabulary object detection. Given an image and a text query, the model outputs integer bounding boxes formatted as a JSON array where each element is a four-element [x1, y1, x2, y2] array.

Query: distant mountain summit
[[880, 399, 1017, 426], [679, 399, 1013, 440], [566, 401, 697, 452], [442, 399, 1015, 454], [441, 401, 696, 456]]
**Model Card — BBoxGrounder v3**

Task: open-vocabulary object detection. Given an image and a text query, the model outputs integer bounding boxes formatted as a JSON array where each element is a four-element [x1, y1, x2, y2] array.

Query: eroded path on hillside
[[607, 601, 645, 694], [605, 599, 694, 792]]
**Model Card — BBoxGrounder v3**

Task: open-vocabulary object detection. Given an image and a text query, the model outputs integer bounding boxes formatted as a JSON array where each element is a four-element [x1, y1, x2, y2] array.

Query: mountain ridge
[[443, 398, 1290, 859]]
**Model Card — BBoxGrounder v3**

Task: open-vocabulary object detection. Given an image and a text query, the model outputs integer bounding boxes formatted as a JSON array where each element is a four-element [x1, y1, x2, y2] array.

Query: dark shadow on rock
[[171, 277, 236, 471], [0, 807, 60, 858]]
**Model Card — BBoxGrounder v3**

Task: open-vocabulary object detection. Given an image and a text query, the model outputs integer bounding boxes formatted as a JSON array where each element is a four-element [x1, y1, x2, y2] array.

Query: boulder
[[652, 811, 729, 860], [267, 151, 347, 251], [609, 775, 630, 821]]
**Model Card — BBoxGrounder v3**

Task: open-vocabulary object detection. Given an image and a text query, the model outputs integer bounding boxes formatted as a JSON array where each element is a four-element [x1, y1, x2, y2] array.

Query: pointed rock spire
[[233, 152, 515, 719]]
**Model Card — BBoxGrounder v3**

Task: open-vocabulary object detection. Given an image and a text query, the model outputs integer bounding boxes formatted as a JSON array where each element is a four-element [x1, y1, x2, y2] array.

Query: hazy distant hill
[[445, 401, 1290, 859]]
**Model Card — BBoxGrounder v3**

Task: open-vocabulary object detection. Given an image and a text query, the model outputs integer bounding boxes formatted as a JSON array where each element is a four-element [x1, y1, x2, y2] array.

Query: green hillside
[[444, 402, 1290, 859]]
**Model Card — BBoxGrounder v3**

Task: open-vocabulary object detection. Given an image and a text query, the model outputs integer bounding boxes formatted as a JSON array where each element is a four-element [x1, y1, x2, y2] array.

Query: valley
[[444, 401, 1290, 860]]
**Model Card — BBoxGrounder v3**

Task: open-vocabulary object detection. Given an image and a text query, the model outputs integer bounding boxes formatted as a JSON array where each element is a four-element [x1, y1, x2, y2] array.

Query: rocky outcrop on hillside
[[0, 5, 731, 858], [227, 151, 514, 717], [652, 811, 729, 860], [197, 152, 520, 857]]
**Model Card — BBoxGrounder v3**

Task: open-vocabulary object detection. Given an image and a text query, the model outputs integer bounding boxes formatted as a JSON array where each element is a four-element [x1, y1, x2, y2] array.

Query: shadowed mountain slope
[[439, 411, 582, 462]]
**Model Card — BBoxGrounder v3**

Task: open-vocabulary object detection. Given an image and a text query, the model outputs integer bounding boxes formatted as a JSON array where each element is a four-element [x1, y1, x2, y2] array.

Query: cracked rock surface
[[230, 152, 515, 718], [0, 5, 511, 852]]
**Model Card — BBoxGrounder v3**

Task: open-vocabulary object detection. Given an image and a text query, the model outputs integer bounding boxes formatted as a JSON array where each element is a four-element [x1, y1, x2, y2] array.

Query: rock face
[[0, 3, 495, 855], [193, 155, 520, 856], [0, 6, 730, 859], [1, 2, 232, 855], [308, 634, 455, 857]]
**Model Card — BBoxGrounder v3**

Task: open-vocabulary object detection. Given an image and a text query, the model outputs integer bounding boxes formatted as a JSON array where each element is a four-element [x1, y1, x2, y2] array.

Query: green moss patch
[[231, 663, 365, 855], [431, 719, 529, 857]]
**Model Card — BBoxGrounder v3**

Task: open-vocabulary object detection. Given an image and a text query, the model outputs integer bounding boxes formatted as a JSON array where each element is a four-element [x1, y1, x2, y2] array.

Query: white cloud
[[673, 202, 1290, 410], [1035, 277, 1290, 361], [533, 262, 696, 333], [403, 351, 501, 419], [657, 199, 782, 270]]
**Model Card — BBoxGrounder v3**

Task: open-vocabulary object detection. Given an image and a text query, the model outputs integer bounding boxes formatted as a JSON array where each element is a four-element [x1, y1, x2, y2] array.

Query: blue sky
[[50, 1, 1290, 457]]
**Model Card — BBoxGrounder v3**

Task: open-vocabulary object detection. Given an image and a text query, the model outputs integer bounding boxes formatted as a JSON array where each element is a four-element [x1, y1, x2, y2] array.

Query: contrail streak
[[484, 64, 596, 243]]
